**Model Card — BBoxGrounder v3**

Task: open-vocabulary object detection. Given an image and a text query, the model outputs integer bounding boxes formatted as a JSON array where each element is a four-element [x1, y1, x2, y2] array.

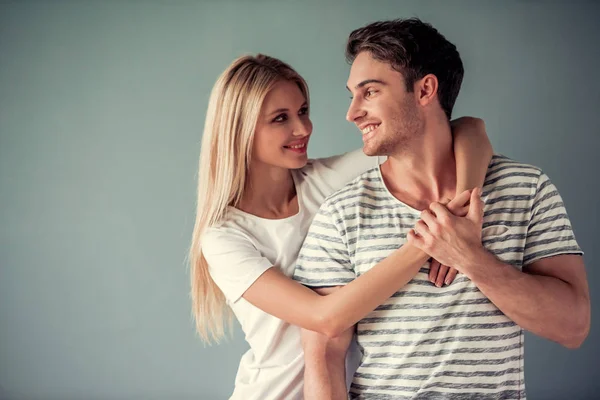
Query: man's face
[[346, 52, 423, 156]]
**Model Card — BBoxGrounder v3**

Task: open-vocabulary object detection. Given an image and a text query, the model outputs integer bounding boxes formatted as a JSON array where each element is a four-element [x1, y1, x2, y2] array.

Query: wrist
[[457, 245, 494, 278]]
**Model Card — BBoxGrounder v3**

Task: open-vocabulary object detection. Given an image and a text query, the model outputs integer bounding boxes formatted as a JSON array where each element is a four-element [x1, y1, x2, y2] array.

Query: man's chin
[[362, 144, 382, 157]]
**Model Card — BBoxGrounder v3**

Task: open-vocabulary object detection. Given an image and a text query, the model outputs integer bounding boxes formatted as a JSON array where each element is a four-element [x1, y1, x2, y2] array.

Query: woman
[[190, 54, 492, 399]]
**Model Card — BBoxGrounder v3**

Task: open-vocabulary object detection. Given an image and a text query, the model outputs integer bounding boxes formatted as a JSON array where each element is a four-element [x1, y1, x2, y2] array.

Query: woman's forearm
[[315, 244, 428, 337], [451, 117, 492, 192], [242, 244, 428, 337]]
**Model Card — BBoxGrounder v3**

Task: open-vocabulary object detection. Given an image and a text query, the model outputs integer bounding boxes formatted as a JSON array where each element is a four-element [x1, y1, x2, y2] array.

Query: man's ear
[[415, 74, 439, 106]]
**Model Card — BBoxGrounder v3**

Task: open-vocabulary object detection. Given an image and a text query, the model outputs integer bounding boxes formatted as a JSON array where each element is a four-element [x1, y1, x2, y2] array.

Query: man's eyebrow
[[346, 79, 387, 91]]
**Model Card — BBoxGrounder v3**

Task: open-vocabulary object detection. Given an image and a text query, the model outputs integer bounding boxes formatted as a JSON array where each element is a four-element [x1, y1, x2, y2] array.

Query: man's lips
[[360, 123, 380, 142]]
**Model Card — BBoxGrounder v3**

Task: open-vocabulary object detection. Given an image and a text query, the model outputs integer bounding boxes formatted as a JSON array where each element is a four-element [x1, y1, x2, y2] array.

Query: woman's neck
[[236, 161, 298, 219]]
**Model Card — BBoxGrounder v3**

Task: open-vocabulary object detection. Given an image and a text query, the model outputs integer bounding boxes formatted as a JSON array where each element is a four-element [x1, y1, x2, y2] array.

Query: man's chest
[[346, 201, 530, 276]]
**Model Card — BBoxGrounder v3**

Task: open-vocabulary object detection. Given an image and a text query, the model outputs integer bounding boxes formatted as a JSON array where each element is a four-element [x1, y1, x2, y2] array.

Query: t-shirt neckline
[[228, 171, 304, 223]]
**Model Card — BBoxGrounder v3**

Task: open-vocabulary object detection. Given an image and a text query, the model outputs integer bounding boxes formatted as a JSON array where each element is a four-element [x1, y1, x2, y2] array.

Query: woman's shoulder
[[203, 214, 255, 248], [294, 148, 382, 197], [302, 148, 370, 171]]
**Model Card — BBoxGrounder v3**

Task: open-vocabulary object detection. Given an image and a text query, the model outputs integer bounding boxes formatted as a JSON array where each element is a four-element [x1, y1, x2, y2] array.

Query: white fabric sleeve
[[309, 148, 382, 193], [201, 227, 273, 303]]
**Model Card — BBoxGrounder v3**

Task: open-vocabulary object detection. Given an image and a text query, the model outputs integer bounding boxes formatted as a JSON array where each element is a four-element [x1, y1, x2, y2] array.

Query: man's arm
[[464, 252, 589, 348], [408, 187, 591, 348], [302, 286, 353, 400]]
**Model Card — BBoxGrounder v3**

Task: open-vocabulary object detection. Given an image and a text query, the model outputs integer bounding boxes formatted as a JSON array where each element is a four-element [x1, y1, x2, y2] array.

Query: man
[[294, 18, 590, 399]]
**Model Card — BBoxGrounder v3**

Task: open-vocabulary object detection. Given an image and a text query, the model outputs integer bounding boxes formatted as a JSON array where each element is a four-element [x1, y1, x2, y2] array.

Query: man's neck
[[382, 119, 457, 210]]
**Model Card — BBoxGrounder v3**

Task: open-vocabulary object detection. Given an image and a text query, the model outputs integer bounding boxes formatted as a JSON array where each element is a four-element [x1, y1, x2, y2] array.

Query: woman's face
[[252, 80, 312, 170]]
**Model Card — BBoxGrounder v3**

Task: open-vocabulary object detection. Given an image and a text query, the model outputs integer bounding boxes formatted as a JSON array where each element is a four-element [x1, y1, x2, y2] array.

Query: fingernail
[[445, 277, 451, 285], [436, 282, 442, 288]]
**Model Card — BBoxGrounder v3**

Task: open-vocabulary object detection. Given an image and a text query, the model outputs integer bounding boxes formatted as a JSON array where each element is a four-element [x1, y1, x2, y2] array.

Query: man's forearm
[[302, 329, 349, 400], [463, 251, 589, 348]]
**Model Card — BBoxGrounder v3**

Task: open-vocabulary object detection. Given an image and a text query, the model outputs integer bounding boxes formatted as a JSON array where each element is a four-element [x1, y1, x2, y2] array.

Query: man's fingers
[[414, 220, 430, 237], [407, 228, 424, 248], [429, 260, 441, 283], [420, 209, 437, 228], [429, 202, 452, 221]]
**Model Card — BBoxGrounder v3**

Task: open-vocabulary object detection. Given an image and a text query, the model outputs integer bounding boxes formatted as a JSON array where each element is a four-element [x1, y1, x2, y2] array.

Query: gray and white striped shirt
[[294, 155, 582, 399]]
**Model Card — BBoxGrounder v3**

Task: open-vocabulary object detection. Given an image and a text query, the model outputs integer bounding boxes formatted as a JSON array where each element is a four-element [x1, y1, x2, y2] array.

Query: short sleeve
[[202, 227, 273, 303], [309, 149, 382, 193], [293, 202, 355, 287], [523, 172, 583, 266]]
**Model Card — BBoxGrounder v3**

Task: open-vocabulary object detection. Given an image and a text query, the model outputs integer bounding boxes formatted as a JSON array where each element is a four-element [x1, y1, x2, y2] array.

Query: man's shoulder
[[488, 154, 542, 174], [483, 155, 550, 214], [485, 154, 543, 186]]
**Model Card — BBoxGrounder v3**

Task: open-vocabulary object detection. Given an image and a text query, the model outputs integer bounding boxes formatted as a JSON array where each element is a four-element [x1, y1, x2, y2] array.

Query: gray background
[[1, 0, 598, 399]]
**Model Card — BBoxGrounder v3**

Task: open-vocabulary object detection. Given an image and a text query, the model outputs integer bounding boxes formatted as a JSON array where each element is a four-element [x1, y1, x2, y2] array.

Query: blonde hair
[[189, 54, 309, 344]]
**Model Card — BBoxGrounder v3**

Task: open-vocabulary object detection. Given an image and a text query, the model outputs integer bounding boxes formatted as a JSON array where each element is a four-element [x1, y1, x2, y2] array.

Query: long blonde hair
[[190, 54, 309, 344]]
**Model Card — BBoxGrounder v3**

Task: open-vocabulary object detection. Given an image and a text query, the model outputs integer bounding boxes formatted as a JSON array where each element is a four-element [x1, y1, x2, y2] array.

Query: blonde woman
[[190, 54, 492, 400]]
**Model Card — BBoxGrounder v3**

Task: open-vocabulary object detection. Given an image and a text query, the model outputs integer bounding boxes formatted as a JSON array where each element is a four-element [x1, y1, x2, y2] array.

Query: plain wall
[[1, 1, 599, 399]]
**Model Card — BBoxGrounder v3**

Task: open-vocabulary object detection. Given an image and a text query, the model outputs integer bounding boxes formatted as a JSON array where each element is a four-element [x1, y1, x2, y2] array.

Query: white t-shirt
[[201, 149, 380, 400]]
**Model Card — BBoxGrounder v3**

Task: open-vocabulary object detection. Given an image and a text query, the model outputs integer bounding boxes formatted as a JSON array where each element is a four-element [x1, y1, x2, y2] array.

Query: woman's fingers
[[435, 264, 450, 288], [429, 260, 441, 284], [445, 267, 459, 286]]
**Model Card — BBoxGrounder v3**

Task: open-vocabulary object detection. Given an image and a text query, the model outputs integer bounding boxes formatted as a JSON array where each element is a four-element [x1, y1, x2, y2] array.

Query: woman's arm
[[241, 190, 473, 338], [429, 117, 493, 287], [244, 242, 426, 338], [451, 117, 492, 193], [301, 287, 354, 400], [243, 116, 492, 336]]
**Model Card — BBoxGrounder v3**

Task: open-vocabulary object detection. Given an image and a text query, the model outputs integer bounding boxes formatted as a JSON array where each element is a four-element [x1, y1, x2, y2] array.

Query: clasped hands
[[407, 188, 486, 287]]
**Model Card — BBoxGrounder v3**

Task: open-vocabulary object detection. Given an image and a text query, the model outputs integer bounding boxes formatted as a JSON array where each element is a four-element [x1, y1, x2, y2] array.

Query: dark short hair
[[346, 18, 463, 119]]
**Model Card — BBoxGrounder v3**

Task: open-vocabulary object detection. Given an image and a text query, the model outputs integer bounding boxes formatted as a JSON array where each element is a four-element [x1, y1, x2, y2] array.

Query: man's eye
[[273, 114, 287, 122], [366, 89, 377, 97]]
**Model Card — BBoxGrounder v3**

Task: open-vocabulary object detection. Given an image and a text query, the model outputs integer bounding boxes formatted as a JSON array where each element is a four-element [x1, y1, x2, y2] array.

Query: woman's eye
[[273, 114, 287, 123], [299, 107, 309, 116]]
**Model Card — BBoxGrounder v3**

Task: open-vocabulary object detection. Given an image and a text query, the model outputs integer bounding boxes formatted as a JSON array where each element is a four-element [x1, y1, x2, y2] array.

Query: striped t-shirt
[[294, 155, 582, 399]]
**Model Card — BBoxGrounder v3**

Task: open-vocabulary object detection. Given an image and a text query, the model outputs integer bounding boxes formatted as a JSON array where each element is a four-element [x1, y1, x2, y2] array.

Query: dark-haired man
[[295, 18, 589, 399]]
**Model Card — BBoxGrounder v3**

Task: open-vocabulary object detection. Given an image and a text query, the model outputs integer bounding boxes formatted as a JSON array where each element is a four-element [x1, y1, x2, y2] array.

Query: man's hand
[[408, 188, 485, 273], [427, 189, 472, 286]]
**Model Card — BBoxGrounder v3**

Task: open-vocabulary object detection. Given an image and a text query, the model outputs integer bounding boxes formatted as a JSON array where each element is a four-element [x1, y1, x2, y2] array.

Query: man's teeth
[[362, 124, 380, 135]]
